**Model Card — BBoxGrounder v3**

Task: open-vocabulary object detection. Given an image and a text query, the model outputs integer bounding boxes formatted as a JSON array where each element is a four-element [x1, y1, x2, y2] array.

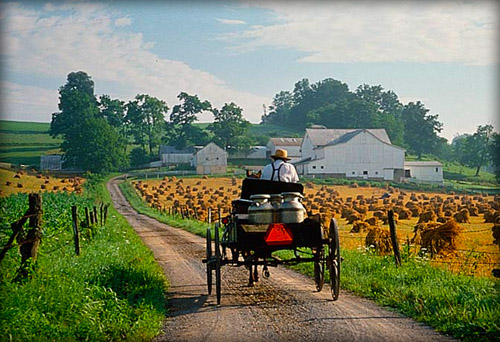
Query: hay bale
[[492, 224, 500, 248], [397, 207, 412, 220], [365, 227, 392, 254], [418, 210, 437, 223], [484, 210, 500, 223], [453, 208, 470, 224], [420, 219, 463, 255], [351, 220, 371, 233], [365, 216, 379, 226]]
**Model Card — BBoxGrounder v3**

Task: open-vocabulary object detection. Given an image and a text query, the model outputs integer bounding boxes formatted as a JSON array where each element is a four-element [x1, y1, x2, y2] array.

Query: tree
[[50, 71, 127, 173], [126, 94, 168, 155], [490, 132, 500, 181], [168, 92, 211, 149], [455, 125, 494, 176], [402, 101, 443, 159], [209, 102, 251, 151]]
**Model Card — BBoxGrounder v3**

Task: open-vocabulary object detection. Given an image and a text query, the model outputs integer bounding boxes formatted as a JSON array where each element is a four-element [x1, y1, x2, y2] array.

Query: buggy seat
[[240, 178, 304, 199]]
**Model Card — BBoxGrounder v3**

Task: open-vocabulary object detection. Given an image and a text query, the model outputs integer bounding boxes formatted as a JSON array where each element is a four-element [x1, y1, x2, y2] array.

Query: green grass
[[120, 178, 500, 342], [0, 175, 168, 341], [0, 120, 62, 167]]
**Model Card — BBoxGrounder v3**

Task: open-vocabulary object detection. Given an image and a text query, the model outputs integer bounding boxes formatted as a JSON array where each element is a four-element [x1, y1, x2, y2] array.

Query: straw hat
[[271, 149, 291, 161]]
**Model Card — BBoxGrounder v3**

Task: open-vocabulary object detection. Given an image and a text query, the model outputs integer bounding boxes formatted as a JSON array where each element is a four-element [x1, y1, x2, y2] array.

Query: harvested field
[[133, 176, 500, 277], [0, 168, 85, 197]]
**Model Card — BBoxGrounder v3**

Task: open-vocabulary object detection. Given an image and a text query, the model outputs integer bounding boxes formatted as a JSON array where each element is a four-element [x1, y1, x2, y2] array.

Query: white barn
[[266, 137, 303, 162], [159, 145, 194, 166], [192, 142, 227, 175], [404, 161, 443, 184], [295, 128, 405, 181], [40, 155, 63, 171]]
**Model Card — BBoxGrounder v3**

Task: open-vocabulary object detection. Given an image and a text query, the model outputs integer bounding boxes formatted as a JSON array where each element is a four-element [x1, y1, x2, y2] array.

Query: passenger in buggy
[[261, 149, 299, 183]]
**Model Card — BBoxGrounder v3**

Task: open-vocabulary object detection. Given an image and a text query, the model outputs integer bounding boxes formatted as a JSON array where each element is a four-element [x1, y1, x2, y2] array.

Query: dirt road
[[107, 177, 456, 342]]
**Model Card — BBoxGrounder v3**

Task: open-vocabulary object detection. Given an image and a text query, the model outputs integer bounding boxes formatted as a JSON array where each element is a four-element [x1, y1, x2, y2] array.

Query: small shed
[[159, 145, 194, 166], [267, 137, 303, 162], [404, 161, 443, 184], [40, 155, 63, 171], [231, 146, 267, 159], [192, 142, 227, 175]]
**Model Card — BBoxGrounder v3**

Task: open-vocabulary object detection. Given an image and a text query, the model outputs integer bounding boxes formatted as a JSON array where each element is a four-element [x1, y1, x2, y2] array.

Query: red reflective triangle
[[264, 223, 293, 246]]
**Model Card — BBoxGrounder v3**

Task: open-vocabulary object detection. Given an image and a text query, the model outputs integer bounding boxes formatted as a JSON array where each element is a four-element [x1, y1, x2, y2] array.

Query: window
[[312, 165, 316, 169], [436, 167, 439, 172], [216, 157, 219, 160], [206, 157, 209, 161], [375, 171, 378, 175], [320, 166, 324, 169], [363, 171, 368, 175], [352, 171, 355, 175]]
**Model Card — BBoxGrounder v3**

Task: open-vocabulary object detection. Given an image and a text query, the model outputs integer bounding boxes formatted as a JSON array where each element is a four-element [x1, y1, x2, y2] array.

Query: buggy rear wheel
[[328, 218, 340, 301], [314, 247, 325, 292], [206, 227, 212, 295], [214, 223, 222, 305]]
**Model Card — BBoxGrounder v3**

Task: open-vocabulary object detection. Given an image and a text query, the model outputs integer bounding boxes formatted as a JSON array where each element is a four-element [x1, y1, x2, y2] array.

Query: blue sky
[[1, 0, 498, 141]]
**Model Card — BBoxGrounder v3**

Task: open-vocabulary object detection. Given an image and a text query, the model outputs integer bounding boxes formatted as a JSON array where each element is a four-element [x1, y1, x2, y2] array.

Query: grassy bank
[[0, 175, 168, 341], [120, 178, 500, 342]]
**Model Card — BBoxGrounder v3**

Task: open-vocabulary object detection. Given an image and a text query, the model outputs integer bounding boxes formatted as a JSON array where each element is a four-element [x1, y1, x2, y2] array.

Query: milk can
[[248, 194, 273, 224], [279, 192, 306, 223], [269, 194, 283, 223]]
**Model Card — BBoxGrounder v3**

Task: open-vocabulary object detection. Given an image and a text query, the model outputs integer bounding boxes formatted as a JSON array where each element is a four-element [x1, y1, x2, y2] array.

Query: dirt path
[[107, 177, 456, 342]]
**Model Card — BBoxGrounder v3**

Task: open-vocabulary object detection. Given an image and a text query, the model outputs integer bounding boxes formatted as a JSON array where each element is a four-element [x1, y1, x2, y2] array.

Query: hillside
[[0, 120, 61, 167]]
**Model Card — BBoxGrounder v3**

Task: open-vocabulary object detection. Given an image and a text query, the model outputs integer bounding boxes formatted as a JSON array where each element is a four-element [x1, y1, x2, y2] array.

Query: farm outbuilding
[[40, 155, 63, 171], [404, 161, 443, 184], [230, 146, 267, 159], [266, 137, 302, 162], [295, 128, 405, 181], [192, 142, 227, 175], [159, 145, 195, 166]]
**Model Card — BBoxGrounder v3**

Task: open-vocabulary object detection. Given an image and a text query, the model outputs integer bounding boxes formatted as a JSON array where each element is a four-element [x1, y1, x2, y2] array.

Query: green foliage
[[402, 101, 443, 159], [490, 132, 500, 181], [0, 181, 167, 341], [209, 102, 251, 151], [126, 94, 169, 155], [167, 92, 211, 149], [454, 125, 495, 176], [50, 72, 128, 173], [130, 147, 151, 168]]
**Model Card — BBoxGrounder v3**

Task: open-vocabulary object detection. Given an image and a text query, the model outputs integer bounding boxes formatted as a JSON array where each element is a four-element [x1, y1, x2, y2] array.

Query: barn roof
[[269, 137, 303, 146], [405, 161, 442, 167], [305, 128, 391, 146]]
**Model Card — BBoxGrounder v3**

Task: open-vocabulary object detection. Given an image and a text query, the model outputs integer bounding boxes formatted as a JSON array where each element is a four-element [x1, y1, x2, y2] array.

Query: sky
[[0, 0, 498, 142]]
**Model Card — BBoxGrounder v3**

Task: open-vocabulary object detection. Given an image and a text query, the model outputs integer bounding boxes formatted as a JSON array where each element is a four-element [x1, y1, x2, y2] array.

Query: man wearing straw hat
[[261, 149, 299, 183]]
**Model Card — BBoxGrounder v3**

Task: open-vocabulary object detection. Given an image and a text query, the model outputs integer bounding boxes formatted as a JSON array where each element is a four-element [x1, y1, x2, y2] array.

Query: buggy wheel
[[206, 227, 212, 295], [314, 247, 325, 292], [214, 224, 222, 305], [328, 218, 341, 301]]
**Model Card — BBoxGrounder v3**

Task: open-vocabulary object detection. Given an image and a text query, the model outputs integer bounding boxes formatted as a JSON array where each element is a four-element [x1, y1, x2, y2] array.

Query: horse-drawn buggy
[[203, 178, 341, 305]]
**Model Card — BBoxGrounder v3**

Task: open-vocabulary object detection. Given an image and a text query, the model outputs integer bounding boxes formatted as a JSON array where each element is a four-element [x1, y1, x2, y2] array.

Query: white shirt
[[261, 159, 299, 183]]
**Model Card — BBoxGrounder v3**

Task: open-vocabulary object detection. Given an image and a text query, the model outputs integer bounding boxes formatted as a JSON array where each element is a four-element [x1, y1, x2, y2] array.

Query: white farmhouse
[[404, 161, 443, 184], [159, 145, 194, 166], [295, 128, 405, 181], [266, 137, 303, 162], [192, 142, 227, 175]]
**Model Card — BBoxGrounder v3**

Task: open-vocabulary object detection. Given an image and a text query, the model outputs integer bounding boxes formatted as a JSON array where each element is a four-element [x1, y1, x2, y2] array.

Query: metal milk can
[[279, 192, 306, 223], [269, 194, 283, 223], [248, 194, 273, 224]]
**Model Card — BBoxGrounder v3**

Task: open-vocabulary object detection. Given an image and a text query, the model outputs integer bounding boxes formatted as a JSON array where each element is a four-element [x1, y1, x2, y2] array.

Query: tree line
[[50, 71, 499, 180], [50, 71, 251, 173], [261, 78, 499, 180]]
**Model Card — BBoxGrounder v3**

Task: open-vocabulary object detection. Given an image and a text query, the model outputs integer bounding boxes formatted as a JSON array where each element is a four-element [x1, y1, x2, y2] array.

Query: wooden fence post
[[99, 203, 103, 226], [93, 206, 98, 226], [103, 204, 109, 225], [85, 207, 90, 227], [388, 210, 402, 267], [71, 206, 80, 255], [17, 193, 43, 279]]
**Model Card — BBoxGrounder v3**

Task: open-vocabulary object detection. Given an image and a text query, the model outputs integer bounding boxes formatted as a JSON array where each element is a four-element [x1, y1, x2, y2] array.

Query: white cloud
[[227, 1, 499, 66], [0, 82, 59, 122], [216, 18, 247, 25], [114, 17, 132, 27], [1, 2, 269, 123]]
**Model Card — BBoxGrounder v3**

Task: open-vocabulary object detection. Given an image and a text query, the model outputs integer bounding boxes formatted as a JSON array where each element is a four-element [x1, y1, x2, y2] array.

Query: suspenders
[[271, 162, 285, 182]]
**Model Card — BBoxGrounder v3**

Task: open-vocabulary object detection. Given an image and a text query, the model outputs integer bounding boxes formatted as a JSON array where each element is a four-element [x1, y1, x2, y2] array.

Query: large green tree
[[402, 101, 443, 159], [209, 102, 251, 151], [455, 125, 494, 176], [167, 92, 211, 149], [50, 71, 127, 173], [126, 94, 168, 155], [490, 132, 500, 181]]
